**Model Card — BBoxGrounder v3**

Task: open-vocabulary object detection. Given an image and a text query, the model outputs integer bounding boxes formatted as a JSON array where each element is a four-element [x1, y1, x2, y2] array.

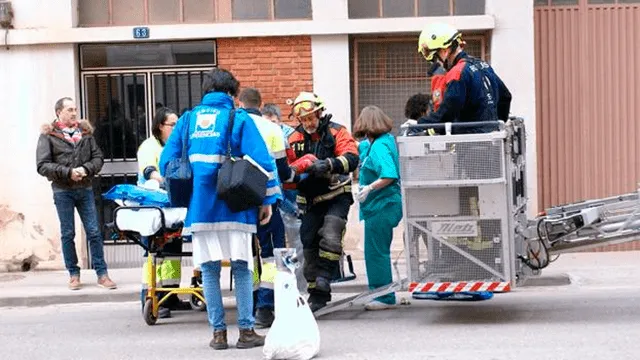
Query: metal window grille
[[351, 35, 488, 132]]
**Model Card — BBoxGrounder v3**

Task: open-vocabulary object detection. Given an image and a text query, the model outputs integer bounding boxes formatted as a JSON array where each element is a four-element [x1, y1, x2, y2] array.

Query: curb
[[0, 283, 374, 308], [0, 274, 572, 308]]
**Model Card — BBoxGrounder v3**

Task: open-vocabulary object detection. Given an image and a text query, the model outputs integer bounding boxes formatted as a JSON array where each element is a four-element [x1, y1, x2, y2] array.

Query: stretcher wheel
[[143, 299, 158, 325], [189, 293, 206, 311]]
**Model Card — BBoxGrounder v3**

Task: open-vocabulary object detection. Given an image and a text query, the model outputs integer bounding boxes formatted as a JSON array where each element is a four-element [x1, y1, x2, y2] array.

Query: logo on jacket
[[432, 89, 441, 103], [192, 111, 220, 139]]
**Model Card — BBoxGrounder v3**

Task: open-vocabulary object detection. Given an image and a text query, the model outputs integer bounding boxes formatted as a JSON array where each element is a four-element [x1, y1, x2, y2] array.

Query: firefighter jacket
[[418, 51, 512, 134], [286, 114, 359, 205]]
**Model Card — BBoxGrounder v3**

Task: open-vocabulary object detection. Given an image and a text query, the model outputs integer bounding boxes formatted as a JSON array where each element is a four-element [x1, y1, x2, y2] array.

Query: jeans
[[201, 260, 254, 331], [53, 188, 108, 277]]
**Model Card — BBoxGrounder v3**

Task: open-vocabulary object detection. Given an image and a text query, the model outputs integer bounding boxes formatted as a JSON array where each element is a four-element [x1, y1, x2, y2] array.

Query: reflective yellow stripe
[[307, 281, 316, 289], [312, 185, 352, 205], [259, 261, 277, 289], [336, 156, 349, 173], [319, 249, 341, 261], [296, 195, 307, 204]]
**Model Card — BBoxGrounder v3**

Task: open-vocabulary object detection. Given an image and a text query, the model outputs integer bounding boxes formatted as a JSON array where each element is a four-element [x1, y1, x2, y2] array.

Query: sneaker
[[69, 276, 81, 291], [364, 300, 394, 311], [97, 275, 117, 290], [158, 307, 172, 319]]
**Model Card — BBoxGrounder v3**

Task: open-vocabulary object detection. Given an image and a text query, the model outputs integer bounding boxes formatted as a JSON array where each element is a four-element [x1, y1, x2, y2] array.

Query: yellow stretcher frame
[[110, 205, 264, 326]]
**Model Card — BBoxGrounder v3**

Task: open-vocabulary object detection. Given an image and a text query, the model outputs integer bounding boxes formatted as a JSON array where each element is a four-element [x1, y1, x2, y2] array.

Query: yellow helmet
[[417, 22, 462, 61], [287, 91, 325, 118]]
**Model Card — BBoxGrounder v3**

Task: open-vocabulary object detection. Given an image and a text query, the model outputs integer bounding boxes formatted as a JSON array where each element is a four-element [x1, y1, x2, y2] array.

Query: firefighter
[[416, 22, 512, 133], [286, 92, 359, 312], [416, 23, 510, 274]]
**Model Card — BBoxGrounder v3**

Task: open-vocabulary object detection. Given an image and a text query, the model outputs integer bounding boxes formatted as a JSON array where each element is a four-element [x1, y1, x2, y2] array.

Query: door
[[83, 72, 150, 248]]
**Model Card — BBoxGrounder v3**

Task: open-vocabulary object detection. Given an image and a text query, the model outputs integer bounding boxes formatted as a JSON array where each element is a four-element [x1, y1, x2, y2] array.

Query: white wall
[[8, 0, 75, 29], [485, 0, 538, 216], [0, 43, 83, 271], [310, 35, 352, 129]]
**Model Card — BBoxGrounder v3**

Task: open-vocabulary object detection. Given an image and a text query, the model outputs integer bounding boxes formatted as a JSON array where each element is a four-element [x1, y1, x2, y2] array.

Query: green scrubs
[[358, 133, 403, 305]]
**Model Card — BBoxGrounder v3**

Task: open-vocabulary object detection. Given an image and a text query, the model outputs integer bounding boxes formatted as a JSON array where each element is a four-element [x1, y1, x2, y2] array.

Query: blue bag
[[102, 184, 170, 207], [164, 111, 193, 208]]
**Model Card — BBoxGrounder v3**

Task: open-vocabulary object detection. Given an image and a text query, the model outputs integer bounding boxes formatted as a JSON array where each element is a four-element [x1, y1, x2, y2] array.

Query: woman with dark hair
[[159, 68, 280, 350], [137, 107, 178, 186], [136, 106, 186, 319]]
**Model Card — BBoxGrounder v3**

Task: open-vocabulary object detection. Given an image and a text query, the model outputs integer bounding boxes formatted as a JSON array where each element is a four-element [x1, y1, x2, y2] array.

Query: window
[[78, 0, 216, 27], [231, 0, 312, 20], [351, 35, 487, 132], [534, 0, 578, 5], [348, 0, 485, 19], [79, 41, 217, 70]]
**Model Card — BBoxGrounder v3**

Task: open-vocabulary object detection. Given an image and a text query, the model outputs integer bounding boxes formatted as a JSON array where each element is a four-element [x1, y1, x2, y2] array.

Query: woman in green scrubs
[[353, 105, 403, 311]]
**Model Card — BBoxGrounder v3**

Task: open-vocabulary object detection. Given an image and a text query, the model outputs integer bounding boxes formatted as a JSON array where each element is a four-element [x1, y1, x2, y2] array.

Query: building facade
[[0, 0, 535, 270]]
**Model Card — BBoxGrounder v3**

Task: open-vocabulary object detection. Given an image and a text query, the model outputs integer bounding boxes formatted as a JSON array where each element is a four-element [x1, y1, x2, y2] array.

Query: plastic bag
[[263, 271, 320, 360]]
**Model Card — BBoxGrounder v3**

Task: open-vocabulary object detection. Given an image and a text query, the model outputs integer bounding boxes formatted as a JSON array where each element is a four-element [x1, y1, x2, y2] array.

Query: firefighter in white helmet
[[285, 91, 359, 312]]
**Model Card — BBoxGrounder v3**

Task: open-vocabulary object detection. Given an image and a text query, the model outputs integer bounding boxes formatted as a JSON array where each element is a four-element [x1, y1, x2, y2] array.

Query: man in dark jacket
[[36, 97, 117, 290], [417, 22, 512, 134]]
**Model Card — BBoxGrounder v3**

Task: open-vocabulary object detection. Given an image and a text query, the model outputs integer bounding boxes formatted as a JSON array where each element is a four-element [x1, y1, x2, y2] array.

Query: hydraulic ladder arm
[[520, 189, 640, 269]]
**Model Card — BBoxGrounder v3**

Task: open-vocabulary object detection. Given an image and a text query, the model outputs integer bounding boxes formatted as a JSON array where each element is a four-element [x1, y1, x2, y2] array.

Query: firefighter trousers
[[300, 192, 353, 303]]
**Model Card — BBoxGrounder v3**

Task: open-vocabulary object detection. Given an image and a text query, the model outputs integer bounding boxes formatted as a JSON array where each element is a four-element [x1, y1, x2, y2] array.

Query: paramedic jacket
[[418, 51, 512, 134], [159, 92, 281, 235]]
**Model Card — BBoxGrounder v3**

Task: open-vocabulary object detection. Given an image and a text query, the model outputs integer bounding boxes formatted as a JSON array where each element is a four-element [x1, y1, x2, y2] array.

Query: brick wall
[[217, 36, 313, 126]]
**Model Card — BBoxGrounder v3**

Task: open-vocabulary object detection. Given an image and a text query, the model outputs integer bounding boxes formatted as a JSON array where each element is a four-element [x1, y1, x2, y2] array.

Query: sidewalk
[[1, 251, 639, 308]]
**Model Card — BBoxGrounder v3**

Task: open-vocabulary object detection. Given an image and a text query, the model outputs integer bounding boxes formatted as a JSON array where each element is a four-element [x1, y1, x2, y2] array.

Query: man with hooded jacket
[[36, 97, 117, 291], [285, 92, 359, 312]]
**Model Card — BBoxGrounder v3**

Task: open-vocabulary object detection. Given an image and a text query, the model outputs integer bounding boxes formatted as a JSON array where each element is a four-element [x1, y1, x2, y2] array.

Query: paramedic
[[238, 88, 294, 329], [263, 103, 307, 293], [353, 105, 403, 311], [286, 92, 359, 312], [137, 107, 189, 318], [159, 68, 280, 350], [416, 22, 512, 133]]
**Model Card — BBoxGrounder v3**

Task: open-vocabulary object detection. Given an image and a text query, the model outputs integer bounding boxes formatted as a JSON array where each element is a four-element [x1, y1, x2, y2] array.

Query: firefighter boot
[[255, 307, 274, 329], [309, 276, 331, 312], [236, 329, 265, 349]]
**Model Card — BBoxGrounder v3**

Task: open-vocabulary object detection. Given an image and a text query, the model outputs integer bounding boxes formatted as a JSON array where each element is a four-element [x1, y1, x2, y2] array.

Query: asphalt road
[[1, 285, 639, 360]]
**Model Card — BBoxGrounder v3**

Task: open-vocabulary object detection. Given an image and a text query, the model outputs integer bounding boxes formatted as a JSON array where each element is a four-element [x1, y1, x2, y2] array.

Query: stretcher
[[108, 204, 210, 325], [314, 118, 640, 317]]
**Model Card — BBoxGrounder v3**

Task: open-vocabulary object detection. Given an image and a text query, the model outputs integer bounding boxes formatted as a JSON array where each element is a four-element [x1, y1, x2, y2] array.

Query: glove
[[307, 159, 332, 176], [402, 119, 417, 127], [290, 154, 318, 174], [356, 185, 373, 203]]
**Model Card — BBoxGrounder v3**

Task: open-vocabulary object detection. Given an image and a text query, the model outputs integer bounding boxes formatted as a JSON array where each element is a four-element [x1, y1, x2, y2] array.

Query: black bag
[[216, 109, 269, 213], [164, 111, 193, 208]]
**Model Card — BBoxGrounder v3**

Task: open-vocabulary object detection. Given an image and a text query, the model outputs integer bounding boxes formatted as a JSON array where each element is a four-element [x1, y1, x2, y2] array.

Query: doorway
[[79, 40, 216, 267]]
